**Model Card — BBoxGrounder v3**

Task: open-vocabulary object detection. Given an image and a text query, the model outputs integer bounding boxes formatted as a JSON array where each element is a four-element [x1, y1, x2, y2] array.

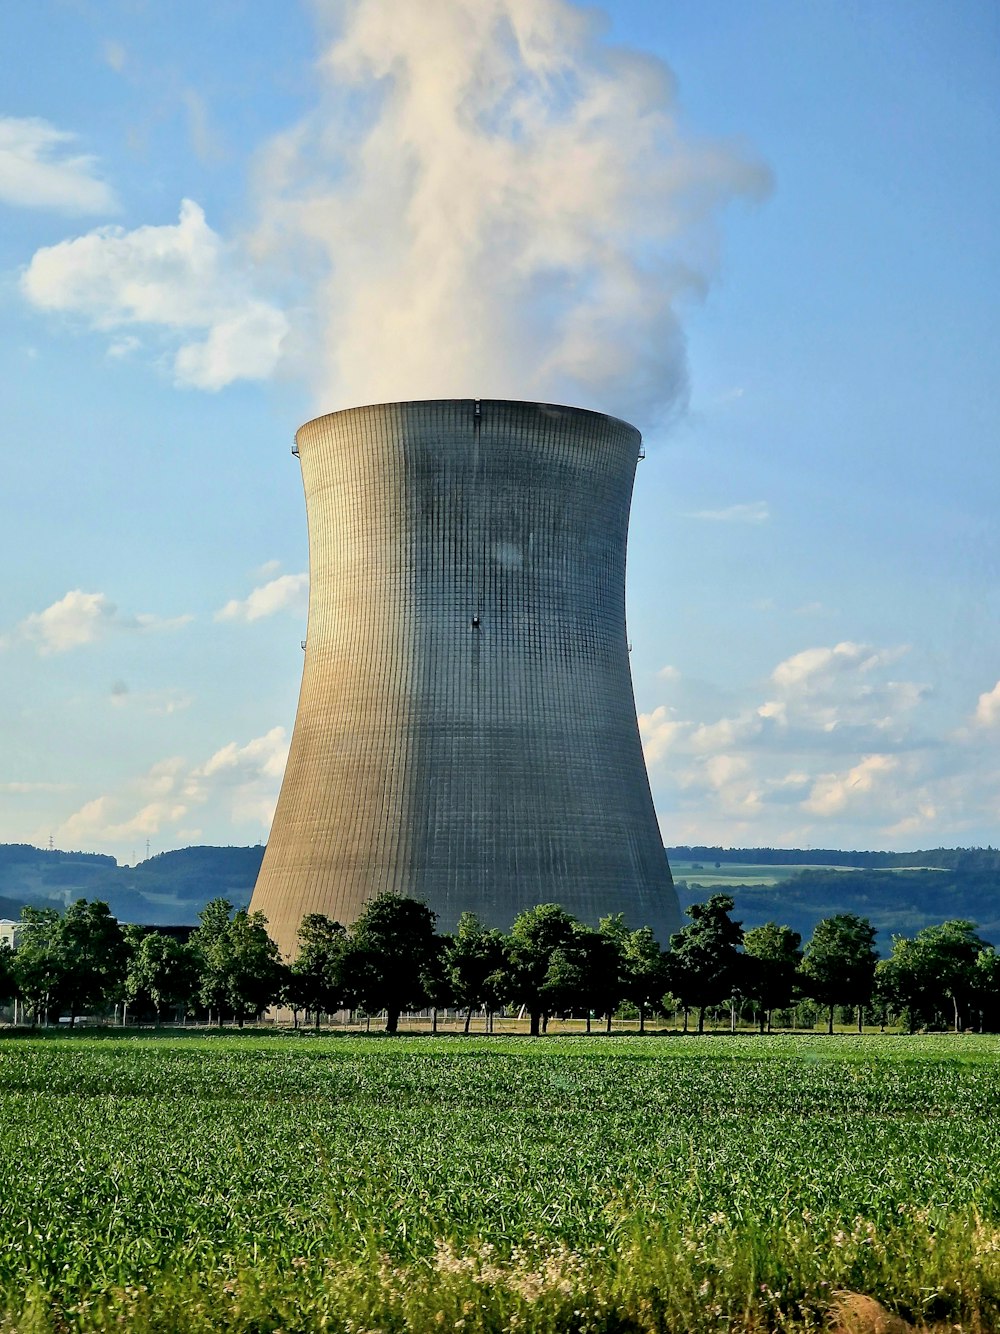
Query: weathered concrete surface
[[250, 400, 679, 957]]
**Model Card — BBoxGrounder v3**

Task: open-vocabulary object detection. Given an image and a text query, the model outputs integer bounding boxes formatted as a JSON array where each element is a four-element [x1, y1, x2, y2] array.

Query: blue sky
[[1, 0, 997, 863]]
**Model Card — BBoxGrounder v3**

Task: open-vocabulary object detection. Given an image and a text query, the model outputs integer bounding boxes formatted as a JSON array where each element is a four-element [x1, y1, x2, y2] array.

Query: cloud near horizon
[[637, 640, 997, 849], [52, 727, 288, 853]]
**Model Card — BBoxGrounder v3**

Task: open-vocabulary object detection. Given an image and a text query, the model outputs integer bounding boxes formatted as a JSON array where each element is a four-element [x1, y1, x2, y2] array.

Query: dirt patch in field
[[829, 1291, 914, 1334]]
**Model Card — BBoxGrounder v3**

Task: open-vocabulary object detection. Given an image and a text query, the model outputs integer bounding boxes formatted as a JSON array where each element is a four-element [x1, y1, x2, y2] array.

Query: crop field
[[1, 1034, 999, 1332], [669, 861, 947, 889], [669, 861, 857, 888]]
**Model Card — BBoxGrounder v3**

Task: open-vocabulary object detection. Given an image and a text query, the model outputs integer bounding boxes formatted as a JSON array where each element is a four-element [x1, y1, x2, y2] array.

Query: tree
[[125, 931, 199, 1023], [291, 914, 349, 1029], [12, 907, 66, 1024], [190, 898, 236, 1024], [506, 904, 580, 1036], [0, 943, 14, 1009], [878, 920, 989, 1032], [445, 913, 508, 1033], [341, 894, 438, 1034], [224, 909, 285, 1026], [59, 899, 127, 1024], [542, 925, 622, 1032], [743, 923, 802, 1033], [664, 894, 743, 1033], [799, 914, 878, 1033], [600, 915, 668, 1034], [190, 898, 284, 1026], [975, 948, 1000, 1032]]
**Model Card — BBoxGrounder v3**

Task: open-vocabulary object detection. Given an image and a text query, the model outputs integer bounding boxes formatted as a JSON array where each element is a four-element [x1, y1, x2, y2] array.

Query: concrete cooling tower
[[250, 399, 679, 958]]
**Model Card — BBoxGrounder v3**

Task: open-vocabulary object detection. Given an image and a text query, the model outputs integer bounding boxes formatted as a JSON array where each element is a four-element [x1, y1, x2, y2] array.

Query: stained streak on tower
[[250, 399, 679, 957]]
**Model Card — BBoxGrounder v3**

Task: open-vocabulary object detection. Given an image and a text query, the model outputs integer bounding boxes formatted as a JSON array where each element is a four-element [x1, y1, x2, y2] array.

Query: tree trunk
[[766, 1009, 772, 1035], [464, 1007, 473, 1034], [857, 1006, 863, 1034], [385, 1008, 400, 1034], [607, 1011, 613, 1035], [542, 1013, 549, 1033], [953, 994, 960, 1034], [639, 1005, 645, 1035], [682, 1006, 689, 1034], [730, 1002, 736, 1033], [828, 1004, 834, 1035], [697, 1007, 705, 1034], [585, 1013, 591, 1034], [315, 1009, 322, 1032], [431, 1007, 438, 1034], [529, 1010, 541, 1037]]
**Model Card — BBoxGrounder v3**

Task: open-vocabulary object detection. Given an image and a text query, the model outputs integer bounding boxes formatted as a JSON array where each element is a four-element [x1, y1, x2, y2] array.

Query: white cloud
[[110, 683, 193, 715], [0, 116, 117, 214], [52, 727, 289, 854], [21, 199, 287, 389], [18, 590, 117, 653], [974, 680, 1000, 730], [11, 589, 192, 655], [683, 501, 770, 524], [2, 781, 73, 794], [638, 705, 688, 766], [215, 572, 308, 623], [803, 753, 899, 817], [765, 641, 923, 736], [191, 727, 289, 786], [103, 41, 127, 73], [638, 639, 967, 848]]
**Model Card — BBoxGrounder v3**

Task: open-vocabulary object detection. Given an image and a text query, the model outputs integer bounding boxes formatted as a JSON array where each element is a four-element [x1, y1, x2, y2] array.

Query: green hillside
[[0, 844, 261, 926], [0, 842, 997, 946], [667, 847, 1000, 946]]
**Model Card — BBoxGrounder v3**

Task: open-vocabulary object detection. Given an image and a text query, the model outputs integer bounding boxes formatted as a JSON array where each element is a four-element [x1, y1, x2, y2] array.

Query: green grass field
[[669, 861, 845, 888], [1, 1032, 999, 1332], [669, 860, 947, 889]]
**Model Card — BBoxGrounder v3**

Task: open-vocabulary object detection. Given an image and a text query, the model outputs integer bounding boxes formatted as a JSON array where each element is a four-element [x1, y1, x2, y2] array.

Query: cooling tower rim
[[295, 398, 641, 446]]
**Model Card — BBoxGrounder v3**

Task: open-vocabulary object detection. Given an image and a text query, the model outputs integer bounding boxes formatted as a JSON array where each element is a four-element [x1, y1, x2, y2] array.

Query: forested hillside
[[0, 842, 997, 943], [667, 848, 1000, 945], [0, 845, 261, 925]]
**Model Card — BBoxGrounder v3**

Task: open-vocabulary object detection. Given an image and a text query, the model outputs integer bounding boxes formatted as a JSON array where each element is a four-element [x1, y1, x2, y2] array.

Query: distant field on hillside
[[1, 1032, 1000, 1331], [671, 860, 948, 887], [671, 859, 855, 887]]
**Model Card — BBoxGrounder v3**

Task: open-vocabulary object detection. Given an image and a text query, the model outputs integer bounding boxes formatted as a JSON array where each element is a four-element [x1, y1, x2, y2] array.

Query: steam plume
[[254, 0, 770, 422]]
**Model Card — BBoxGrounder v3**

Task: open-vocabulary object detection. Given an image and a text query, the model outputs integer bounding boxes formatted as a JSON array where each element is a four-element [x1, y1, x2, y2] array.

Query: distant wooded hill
[[0, 842, 997, 947], [666, 846, 1000, 947], [0, 844, 261, 927]]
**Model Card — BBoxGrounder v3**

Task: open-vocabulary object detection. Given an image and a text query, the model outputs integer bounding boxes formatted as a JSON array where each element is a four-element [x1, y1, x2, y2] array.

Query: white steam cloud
[[253, 0, 770, 420], [19, 0, 770, 417]]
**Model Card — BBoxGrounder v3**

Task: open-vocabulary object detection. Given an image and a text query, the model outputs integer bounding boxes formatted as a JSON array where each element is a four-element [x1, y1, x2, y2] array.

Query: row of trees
[[654, 895, 1000, 1035], [1, 893, 998, 1033]]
